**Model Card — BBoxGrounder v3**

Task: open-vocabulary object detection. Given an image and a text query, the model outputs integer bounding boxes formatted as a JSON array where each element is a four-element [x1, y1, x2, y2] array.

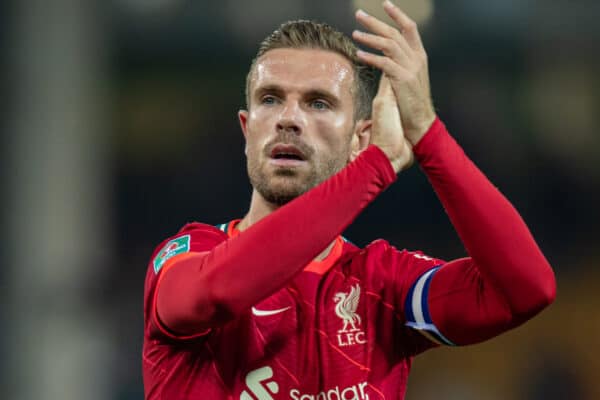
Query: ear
[[238, 110, 249, 155], [349, 119, 372, 162]]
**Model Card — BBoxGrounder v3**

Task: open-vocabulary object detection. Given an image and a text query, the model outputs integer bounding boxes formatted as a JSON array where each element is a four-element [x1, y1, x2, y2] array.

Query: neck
[[237, 189, 336, 262], [237, 190, 279, 231]]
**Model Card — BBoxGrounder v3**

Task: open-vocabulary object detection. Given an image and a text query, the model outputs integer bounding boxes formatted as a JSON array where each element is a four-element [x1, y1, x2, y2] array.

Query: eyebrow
[[254, 84, 341, 107], [304, 89, 341, 107], [254, 84, 285, 99]]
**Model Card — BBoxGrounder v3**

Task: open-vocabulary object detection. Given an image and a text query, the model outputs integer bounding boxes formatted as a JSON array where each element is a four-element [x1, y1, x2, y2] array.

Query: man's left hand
[[353, 0, 436, 145]]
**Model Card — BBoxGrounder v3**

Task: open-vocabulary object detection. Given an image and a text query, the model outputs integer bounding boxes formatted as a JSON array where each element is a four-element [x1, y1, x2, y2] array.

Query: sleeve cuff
[[412, 117, 449, 162], [361, 144, 398, 187]]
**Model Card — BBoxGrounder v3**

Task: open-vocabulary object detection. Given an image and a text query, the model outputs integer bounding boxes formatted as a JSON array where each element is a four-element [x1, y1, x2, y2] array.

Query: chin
[[261, 181, 308, 206], [248, 163, 321, 205], [263, 192, 298, 206]]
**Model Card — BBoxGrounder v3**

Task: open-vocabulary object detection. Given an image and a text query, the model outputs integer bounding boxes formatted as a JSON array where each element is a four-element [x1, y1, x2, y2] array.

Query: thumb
[[372, 74, 401, 131], [376, 74, 394, 101]]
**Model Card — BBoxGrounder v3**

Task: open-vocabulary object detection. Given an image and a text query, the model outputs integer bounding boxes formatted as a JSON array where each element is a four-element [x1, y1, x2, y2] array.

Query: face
[[240, 48, 368, 205]]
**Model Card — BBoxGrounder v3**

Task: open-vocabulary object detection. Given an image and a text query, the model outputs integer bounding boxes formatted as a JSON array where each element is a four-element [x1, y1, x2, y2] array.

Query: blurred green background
[[1, 0, 598, 399]]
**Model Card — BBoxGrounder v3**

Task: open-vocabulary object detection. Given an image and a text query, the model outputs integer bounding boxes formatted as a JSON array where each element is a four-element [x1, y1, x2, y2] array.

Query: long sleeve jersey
[[142, 118, 556, 399]]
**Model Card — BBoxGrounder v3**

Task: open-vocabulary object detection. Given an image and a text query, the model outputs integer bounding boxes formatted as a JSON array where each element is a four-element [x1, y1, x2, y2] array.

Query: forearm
[[157, 145, 396, 334], [414, 118, 556, 316]]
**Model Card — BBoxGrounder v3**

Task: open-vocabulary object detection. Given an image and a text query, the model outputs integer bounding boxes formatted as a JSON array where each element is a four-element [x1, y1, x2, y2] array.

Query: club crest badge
[[153, 235, 191, 274], [334, 284, 367, 346]]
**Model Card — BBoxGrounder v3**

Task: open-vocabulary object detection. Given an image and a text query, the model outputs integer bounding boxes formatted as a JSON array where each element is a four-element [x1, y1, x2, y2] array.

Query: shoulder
[[341, 238, 444, 278], [155, 222, 227, 252], [149, 222, 228, 274], [346, 238, 441, 263], [143, 221, 227, 308]]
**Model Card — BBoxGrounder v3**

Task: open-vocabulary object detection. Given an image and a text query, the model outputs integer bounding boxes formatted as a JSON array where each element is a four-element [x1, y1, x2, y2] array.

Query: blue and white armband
[[404, 266, 456, 346]]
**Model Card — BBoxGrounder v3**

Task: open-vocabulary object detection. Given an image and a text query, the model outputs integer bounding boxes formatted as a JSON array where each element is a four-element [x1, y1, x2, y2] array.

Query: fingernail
[[356, 9, 369, 18], [356, 50, 366, 57], [383, 0, 395, 8], [353, 30, 364, 37]]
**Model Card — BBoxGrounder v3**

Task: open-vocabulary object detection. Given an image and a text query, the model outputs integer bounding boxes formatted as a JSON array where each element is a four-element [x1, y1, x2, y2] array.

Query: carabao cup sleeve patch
[[153, 235, 191, 274]]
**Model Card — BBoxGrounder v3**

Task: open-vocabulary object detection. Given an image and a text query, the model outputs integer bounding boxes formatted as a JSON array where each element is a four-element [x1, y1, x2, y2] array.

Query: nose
[[276, 102, 304, 135]]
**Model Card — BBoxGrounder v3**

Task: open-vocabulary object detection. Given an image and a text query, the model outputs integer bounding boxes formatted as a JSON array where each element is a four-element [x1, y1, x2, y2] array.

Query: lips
[[270, 144, 306, 161]]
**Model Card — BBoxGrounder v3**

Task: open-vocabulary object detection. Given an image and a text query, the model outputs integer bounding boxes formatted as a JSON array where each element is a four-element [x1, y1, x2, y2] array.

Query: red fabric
[[144, 235, 447, 399], [144, 224, 227, 340], [142, 118, 556, 398], [413, 118, 556, 345], [228, 219, 347, 275], [153, 118, 556, 342], [155, 144, 397, 335]]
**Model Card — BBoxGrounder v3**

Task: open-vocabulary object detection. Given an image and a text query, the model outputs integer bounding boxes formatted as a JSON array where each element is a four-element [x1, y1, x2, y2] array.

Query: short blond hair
[[245, 20, 377, 120]]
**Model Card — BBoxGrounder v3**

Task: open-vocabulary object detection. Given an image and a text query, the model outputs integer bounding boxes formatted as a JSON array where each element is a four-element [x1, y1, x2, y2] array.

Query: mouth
[[269, 144, 307, 166], [270, 144, 306, 161]]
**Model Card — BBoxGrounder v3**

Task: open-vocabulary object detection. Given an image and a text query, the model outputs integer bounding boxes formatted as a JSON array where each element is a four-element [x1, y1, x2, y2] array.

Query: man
[[142, 2, 556, 399]]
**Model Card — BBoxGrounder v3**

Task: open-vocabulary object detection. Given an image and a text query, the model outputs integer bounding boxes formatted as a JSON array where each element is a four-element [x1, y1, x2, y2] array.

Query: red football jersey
[[142, 119, 556, 399], [143, 220, 444, 399]]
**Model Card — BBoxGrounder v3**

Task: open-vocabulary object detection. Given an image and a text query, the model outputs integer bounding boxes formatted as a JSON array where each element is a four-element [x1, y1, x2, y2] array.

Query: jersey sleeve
[[401, 255, 543, 347], [395, 117, 555, 348], [144, 145, 397, 342], [376, 243, 452, 350], [402, 263, 456, 346], [143, 223, 227, 341], [385, 245, 518, 350]]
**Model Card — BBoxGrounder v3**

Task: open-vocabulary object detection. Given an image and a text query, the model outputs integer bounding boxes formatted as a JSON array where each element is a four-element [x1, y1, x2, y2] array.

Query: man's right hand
[[370, 74, 414, 173]]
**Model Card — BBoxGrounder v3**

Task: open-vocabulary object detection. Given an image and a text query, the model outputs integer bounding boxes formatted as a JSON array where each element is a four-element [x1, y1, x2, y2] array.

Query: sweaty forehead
[[250, 48, 355, 98]]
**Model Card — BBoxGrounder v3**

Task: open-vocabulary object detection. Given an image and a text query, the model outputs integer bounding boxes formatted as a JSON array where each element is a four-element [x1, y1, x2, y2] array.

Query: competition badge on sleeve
[[153, 235, 191, 274]]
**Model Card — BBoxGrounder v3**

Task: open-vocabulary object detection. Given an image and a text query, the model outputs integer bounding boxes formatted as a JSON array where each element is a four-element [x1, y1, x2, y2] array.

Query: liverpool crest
[[334, 284, 366, 346]]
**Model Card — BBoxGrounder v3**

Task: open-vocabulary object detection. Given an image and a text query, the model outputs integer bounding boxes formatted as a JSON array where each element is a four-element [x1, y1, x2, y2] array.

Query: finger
[[352, 30, 408, 65], [356, 49, 409, 80], [382, 0, 424, 51], [355, 9, 412, 55]]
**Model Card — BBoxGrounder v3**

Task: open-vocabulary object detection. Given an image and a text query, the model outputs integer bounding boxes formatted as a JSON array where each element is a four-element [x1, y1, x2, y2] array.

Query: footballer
[[142, 2, 556, 399]]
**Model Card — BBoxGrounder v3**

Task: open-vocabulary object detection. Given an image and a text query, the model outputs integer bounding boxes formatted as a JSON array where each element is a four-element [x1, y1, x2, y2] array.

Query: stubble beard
[[247, 150, 350, 206]]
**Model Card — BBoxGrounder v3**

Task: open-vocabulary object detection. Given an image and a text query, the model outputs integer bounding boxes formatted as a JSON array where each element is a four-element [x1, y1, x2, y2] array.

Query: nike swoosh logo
[[251, 306, 291, 317]]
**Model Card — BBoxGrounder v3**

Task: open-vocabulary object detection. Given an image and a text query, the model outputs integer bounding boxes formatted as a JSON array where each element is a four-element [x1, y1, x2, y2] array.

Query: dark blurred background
[[1, 0, 599, 399]]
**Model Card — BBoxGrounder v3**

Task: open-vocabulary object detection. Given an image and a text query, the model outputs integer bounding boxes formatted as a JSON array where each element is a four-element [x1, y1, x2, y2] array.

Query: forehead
[[250, 48, 355, 98]]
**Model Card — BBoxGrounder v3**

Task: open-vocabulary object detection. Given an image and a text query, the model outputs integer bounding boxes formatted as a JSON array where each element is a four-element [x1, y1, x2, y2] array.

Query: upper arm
[[153, 251, 215, 340], [403, 255, 524, 347], [143, 224, 227, 341], [420, 258, 516, 346], [366, 242, 447, 353], [387, 247, 450, 350], [403, 265, 456, 346], [381, 244, 508, 348]]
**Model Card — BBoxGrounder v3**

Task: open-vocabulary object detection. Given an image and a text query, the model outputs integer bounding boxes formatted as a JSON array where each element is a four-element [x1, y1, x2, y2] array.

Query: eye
[[261, 95, 278, 105], [310, 99, 330, 110]]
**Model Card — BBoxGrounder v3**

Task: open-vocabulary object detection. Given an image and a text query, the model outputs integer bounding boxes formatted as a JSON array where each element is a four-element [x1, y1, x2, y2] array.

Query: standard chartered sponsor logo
[[241, 367, 369, 400], [290, 381, 369, 400], [240, 366, 279, 400]]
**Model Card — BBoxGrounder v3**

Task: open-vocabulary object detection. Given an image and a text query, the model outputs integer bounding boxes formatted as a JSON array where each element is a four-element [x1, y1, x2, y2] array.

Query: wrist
[[374, 141, 414, 174], [361, 144, 399, 185], [412, 117, 449, 163], [406, 112, 437, 146]]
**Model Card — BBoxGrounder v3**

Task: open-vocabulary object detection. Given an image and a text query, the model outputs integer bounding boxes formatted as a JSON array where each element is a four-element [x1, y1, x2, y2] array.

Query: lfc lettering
[[337, 331, 367, 347], [334, 284, 367, 347]]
